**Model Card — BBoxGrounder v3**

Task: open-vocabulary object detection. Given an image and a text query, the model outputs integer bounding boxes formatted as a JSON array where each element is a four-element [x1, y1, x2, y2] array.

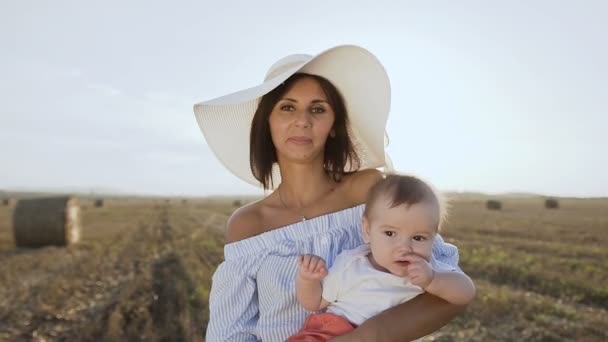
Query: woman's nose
[[294, 110, 311, 128]]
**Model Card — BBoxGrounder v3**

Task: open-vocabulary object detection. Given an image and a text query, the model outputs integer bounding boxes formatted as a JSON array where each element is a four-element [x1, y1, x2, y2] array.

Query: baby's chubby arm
[[295, 254, 332, 311], [405, 254, 476, 305]]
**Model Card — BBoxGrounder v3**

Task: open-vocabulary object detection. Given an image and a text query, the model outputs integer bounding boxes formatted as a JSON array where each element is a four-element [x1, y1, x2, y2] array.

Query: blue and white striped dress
[[205, 204, 460, 342]]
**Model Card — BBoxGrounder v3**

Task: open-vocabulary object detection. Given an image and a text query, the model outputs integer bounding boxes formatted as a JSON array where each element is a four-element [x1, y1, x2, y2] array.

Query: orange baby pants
[[286, 313, 356, 341]]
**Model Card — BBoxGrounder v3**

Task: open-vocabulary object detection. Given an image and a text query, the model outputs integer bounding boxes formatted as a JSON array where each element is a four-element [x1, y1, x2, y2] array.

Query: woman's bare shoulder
[[225, 200, 266, 244], [343, 169, 384, 203]]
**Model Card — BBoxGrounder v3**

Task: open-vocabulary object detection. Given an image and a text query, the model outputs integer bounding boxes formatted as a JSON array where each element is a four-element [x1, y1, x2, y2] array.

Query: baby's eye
[[384, 231, 395, 237], [280, 104, 295, 111], [413, 235, 426, 241]]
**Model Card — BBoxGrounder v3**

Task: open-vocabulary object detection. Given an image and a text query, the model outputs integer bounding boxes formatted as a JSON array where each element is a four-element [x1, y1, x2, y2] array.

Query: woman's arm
[[332, 293, 468, 342], [206, 209, 262, 341], [346, 169, 384, 204], [206, 260, 260, 341]]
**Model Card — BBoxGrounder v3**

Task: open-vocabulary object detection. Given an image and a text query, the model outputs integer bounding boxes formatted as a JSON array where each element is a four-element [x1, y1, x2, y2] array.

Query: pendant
[[302, 216, 307, 222]]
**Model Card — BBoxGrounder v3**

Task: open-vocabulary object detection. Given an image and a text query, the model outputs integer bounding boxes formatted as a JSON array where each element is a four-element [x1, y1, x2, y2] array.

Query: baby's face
[[362, 200, 437, 277]]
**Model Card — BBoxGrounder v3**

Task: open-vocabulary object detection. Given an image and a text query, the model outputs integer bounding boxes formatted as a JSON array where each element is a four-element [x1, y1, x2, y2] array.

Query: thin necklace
[[277, 184, 334, 222]]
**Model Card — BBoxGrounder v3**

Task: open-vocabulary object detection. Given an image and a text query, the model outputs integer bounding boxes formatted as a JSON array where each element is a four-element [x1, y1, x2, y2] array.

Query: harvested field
[[0, 197, 225, 341], [0, 194, 606, 341]]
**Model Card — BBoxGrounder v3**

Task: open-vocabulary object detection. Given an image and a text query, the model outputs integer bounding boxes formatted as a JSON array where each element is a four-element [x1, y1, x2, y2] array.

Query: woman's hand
[[297, 254, 328, 281]]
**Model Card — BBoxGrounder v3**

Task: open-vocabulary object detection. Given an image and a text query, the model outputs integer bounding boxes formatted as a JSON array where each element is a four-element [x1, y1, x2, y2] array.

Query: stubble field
[[0, 194, 606, 341]]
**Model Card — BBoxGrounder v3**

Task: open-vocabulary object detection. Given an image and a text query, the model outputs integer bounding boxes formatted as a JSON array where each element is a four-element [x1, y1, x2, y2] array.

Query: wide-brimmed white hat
[[193, 45, 392, 188]]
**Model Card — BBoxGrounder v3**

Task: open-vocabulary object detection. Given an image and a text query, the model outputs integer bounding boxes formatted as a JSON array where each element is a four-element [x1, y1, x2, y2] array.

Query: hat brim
[[193, 45, 391, 188]]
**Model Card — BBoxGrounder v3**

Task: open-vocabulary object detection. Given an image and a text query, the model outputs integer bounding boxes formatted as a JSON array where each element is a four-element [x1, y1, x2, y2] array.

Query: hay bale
[[545, 198, 559, 209], [94, 198, 104, 208], [2, 198, 15, 207], [12, 196, 82, 248], [233, 199, 242, 207], [486, 200, 502, 210]]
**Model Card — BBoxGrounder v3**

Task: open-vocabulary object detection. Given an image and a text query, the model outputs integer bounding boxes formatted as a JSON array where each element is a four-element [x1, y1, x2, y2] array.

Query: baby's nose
[[396, 241, 413, 253]]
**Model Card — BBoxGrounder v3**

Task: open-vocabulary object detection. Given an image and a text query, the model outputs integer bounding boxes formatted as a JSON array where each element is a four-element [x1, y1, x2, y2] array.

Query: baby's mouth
[[395, 260, 410, 267]]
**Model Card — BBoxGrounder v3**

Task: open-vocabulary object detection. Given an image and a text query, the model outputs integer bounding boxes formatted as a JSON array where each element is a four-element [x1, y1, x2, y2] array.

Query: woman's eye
[[413, 235, 426, 241], [280, 104, 295, 111], [310, 107, 325, 114], [384, 231, 395, 237]]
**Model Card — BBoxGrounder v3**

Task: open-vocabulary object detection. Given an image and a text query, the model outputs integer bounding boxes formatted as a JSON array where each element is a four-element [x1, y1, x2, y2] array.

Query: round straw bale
[[12, 196, 82, 248], [545, 198, 559, 209], [233, 199, 242, 207], [486, 199, 502, 210], [2, 198, 14, 207], [94, 199, 104, 208]]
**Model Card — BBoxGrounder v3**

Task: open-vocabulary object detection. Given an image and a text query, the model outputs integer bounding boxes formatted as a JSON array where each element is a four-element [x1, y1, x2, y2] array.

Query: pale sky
[[1, 0, 606, 197]]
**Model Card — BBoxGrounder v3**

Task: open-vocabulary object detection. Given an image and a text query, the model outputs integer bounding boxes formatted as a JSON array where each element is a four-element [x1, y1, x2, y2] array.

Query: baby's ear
[[361, 216, 371, 243]]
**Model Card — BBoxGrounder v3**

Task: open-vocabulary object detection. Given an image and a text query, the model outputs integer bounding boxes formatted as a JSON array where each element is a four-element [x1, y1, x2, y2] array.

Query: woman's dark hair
[[250, 73, 360, 189]]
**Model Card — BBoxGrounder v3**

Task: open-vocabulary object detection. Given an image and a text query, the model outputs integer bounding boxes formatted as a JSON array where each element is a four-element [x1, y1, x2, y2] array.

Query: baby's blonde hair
[[363, 173, 449, 231]]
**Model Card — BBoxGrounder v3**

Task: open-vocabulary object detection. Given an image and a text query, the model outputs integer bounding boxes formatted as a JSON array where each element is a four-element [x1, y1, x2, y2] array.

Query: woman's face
[[268, 77, 336, 164]]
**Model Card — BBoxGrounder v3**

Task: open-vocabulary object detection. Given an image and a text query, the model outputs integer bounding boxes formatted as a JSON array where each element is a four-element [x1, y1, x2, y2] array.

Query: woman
[[194, 45, 466, 341]]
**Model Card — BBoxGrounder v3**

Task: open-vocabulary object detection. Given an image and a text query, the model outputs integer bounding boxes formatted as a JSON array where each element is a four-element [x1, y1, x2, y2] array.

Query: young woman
[[194, 45, 467, 341]]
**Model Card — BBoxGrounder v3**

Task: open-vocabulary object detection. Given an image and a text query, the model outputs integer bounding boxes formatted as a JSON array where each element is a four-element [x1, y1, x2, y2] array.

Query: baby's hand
[[403, 254, 434, 289], [297, 254, 328, 281]]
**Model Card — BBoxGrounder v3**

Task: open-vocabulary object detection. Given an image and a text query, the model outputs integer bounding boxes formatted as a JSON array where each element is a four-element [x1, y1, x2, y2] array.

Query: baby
[[288, 174, 476, 341]]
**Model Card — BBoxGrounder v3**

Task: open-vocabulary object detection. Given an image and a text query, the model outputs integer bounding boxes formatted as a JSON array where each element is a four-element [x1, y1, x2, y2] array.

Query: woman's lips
[[288, 137, 312, 145]]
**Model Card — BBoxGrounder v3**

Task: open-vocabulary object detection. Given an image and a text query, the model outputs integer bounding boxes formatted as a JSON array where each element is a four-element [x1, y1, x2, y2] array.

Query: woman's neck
[[277, 162, 335, 209]]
